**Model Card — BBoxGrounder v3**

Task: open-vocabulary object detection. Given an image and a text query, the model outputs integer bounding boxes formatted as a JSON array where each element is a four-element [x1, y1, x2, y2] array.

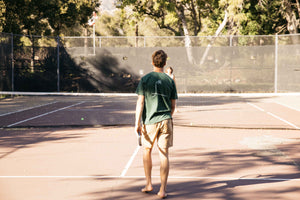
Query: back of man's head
[[152, 50, 168, 68]]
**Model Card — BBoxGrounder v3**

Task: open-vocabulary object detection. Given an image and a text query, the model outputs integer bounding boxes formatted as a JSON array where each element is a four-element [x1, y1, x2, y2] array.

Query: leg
[[142, 147, 153, 192], [157, 147, 169, 198]]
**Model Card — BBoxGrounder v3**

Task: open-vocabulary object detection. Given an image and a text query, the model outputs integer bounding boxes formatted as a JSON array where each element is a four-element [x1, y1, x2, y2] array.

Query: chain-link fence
[[1, 33, 300, 93]]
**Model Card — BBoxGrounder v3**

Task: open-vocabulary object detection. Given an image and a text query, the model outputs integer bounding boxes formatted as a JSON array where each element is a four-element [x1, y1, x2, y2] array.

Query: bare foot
[[157, 191, 168, 199], [141, 186, 153, 193]]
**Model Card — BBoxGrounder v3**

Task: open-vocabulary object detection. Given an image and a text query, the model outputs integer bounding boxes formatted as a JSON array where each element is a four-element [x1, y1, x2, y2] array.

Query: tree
[[233, 0, 283, 35], [0, 0, 5, 32], [217, 0, 300, 36], [1, 0, 99, 36], [0, 0, 99, 74], [219, 0, 246, 35], [118, 0, 224, 64], [280, 0, 300, 34], [119, 0, 221, 37]]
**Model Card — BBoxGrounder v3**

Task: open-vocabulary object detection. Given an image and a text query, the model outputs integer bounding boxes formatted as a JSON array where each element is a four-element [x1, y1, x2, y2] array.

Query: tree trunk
[[176, 4, 195, 64], [135, 21, 139, 47], [282, 0, 299, 44], [200, 10, 228, 65]]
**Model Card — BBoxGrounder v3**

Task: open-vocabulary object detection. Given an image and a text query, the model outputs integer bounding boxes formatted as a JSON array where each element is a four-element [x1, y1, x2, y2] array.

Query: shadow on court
[[85, 141, 300, 199], [0, 95, 272, 128], [1, 95, 300, 199], [176, 96, 270, 110], [85, 174, 300, 200], [0, 126, 300, 199], [170, 147, 300, 177], [0, 128, 85, 159], [276, 140, 300, 170]]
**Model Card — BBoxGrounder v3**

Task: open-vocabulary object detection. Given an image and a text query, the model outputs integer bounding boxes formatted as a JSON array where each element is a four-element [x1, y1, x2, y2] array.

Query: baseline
[[1, 175, 299, 182]]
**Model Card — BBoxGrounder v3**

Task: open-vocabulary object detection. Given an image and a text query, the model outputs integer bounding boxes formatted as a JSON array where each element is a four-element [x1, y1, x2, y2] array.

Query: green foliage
[[119, 0, 298, 36], [239, 0, 284, 35], [98, 8, 173, 37], [1, 0, 300, 37], [1, 0, 99, 36], [0, 0, 5, 32], [98, 11, 125, 36], [120, 0, 208, 36]]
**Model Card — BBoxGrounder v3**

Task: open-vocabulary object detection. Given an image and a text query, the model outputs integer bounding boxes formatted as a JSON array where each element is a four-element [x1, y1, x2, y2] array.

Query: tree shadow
[[175, 95, 277, 129], [10, 44, 140, 92], [84, 173, 300, 200], [84, 144, 300, 199], [170, 147, 300, 178], [0, 128, 85, 159], [177, 95, 269, 108], [63, 48, 140, 93], [275, 139, 300, 170], [165, 176, 300, 199], [0, 95, 137, 128]]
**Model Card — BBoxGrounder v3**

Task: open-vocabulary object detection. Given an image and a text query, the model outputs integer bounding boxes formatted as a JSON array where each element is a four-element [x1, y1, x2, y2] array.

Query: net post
[[274, 34, 278, 93], [56, 36, 60, 92]]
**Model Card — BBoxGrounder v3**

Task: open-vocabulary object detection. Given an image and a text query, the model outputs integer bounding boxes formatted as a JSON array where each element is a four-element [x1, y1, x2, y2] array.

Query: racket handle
[[138, 133, 142, 146]]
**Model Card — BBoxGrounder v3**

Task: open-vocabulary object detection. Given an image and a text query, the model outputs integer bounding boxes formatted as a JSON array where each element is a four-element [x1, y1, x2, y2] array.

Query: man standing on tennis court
[[135, 50, 178, 199]]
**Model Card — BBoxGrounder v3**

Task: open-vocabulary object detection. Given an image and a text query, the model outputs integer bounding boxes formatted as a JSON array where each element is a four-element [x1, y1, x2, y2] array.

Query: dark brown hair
[[166, 66, 173, 73], [152, 50, 168, 68]]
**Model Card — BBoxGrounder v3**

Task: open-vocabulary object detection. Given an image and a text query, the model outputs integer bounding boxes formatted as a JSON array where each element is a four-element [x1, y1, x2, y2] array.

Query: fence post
[[11, 33, 14, 92], [274, 34, 278, 93], [93, 24, 96, 55], [57, 36, 60, 92], [229, 35, 233, 90]]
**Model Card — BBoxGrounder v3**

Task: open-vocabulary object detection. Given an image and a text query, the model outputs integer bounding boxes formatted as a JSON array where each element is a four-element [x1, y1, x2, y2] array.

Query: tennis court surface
[[0, 93, 300, 200]]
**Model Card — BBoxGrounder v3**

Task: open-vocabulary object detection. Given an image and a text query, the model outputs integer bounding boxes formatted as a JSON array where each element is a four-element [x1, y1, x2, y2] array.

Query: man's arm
[[135, 95, 145, 135], [171, 99, 176, 117]]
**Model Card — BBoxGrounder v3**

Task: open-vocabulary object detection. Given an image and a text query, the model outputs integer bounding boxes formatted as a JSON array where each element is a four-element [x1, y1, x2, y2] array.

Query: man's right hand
[[135, 124, 142, 136]]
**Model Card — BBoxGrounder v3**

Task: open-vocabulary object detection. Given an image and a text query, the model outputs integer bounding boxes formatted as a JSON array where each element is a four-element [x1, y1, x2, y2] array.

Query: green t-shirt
[[136, 72, 178, 125]]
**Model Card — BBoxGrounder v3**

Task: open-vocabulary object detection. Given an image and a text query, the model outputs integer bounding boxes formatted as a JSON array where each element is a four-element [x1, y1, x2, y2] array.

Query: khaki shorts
[[142, 119, 173, 149]]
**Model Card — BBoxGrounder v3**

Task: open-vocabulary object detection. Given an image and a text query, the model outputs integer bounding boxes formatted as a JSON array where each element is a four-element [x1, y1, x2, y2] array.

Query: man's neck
[[153, 66, 164, 73]]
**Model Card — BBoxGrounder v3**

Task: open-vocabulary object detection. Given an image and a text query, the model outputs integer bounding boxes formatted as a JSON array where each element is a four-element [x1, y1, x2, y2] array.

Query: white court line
[[0, 101, 58, 117], [0, 175, 300, 182], [247, 102, 300, 130], [247, 103, 265, 112], [275, 102, 300, 112], [120, 145, 141, 177], [7, 101, 85, 127], [266, 112, 300, 130]]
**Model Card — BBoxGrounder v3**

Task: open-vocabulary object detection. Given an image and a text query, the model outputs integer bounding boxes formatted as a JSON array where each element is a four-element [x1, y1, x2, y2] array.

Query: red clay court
[[0, 93, 300, 200]]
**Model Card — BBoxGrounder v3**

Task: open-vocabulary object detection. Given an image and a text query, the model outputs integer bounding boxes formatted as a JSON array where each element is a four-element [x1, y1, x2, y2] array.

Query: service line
[[0, 101, 58, 117], [247, 102, 300, 130], [120, 145, 141, 177], [275, 102, 300, 112], [7, 101, 85, 127]]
